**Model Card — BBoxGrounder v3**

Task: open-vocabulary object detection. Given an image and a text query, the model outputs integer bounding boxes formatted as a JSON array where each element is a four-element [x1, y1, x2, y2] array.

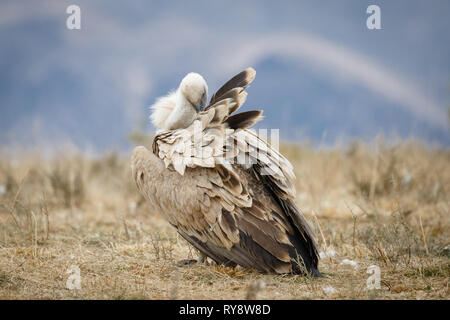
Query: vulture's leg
[[197, 252, 208, 265]]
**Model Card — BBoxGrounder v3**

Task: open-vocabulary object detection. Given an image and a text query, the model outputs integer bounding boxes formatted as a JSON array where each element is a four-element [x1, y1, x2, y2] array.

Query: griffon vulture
[[131, 68, 320, 276]]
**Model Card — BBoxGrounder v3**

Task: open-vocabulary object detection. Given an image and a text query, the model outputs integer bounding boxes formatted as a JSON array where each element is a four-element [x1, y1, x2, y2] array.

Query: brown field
[[0, 140, 448, 300]]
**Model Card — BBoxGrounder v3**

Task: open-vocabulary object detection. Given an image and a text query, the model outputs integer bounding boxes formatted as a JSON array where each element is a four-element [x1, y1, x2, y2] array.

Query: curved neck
[[164, 91, 197, 130]]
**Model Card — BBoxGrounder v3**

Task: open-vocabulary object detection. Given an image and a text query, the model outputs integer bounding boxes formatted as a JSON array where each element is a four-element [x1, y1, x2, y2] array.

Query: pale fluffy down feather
[[149, 91, 177, 129]]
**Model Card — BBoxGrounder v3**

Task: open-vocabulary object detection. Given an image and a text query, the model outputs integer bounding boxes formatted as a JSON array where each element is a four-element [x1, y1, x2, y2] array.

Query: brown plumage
[[131, 68, 320, 275]]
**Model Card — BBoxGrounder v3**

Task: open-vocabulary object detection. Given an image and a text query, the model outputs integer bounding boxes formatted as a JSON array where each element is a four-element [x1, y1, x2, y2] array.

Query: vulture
[[131, 68, 321, 276]]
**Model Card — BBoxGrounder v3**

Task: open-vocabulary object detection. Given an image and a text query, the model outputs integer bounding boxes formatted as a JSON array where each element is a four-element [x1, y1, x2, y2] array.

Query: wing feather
[[208, 67, 256, 107]]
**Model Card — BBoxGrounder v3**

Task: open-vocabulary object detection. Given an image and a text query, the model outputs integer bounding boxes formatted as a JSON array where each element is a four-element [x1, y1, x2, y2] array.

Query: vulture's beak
[[194, 102, 204, 112], [194, 91, 207, 112]]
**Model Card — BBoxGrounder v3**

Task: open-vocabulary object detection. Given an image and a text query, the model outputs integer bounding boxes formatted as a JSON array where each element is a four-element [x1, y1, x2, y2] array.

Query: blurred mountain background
[[0, 0, 449, 153]]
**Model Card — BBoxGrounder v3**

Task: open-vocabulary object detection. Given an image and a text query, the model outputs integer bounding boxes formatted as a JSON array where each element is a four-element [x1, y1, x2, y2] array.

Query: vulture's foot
[[176, 253, 209, 267], [176, 259, 197, 266]]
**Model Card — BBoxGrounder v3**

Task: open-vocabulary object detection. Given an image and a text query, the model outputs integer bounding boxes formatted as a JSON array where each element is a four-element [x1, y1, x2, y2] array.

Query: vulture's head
[[150, 72, 208, 130], [179, 72, 208, 112]]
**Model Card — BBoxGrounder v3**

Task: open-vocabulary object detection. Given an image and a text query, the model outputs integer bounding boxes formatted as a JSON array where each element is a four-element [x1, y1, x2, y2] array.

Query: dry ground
[[0, 140, 448, 299]]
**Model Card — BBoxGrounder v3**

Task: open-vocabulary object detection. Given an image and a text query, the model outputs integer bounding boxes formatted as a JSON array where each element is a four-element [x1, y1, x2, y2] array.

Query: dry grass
[[0, 140, 448, 300]]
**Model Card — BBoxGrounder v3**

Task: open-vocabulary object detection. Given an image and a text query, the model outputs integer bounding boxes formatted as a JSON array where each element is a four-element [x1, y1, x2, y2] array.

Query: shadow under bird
[[131, 68, 321, 276]]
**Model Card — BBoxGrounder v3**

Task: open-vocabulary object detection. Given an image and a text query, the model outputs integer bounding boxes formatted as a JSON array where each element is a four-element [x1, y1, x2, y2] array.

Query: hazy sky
[[0, 0, 449, 152]]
